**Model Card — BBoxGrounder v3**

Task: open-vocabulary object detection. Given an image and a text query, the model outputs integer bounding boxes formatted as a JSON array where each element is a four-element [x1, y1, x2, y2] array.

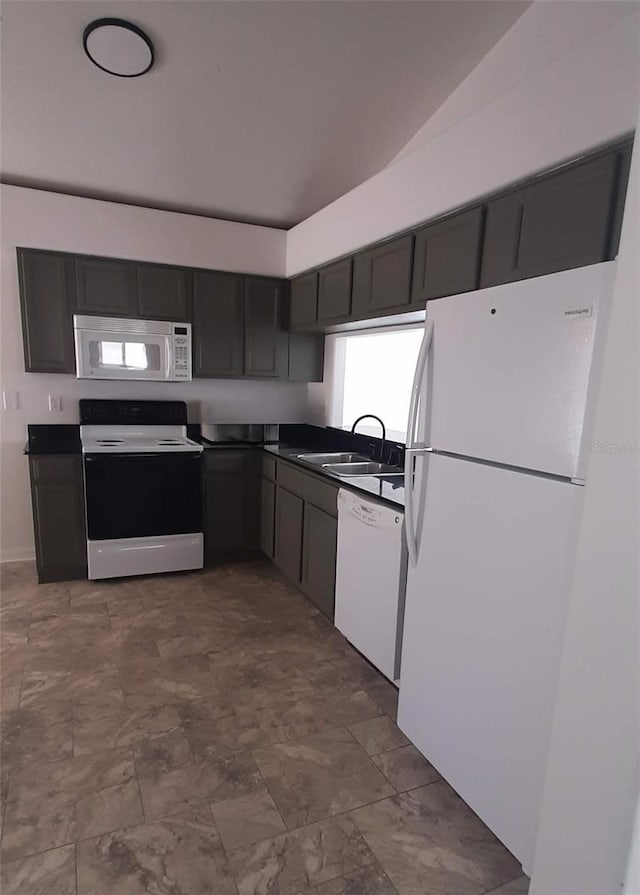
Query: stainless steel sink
[[322, 461, 403, 477], [295, 452, 369, 466]]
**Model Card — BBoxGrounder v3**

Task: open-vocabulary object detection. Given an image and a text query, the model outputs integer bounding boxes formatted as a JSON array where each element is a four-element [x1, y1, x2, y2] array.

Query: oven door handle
[[84, 452, 202, 460]]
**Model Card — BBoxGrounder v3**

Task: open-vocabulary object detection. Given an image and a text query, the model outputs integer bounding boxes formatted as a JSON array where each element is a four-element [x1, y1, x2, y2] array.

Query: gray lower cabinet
[[300, 503, 337, 619], [193, 271, 244, 377], [18, 249, 76, 373], [412, 207, 484, 304], [274, 486, 304, 584], [75, 255, 136, 317], [137, 263, 192, 321], [480, 153, 620, 288], [290, 271, 318, 329], [260, 477, 276, 558], [203, 450, 260, 563], [317, 258, 352, 323], [352, 234, 414, 317], [244, 277, 288, 378], [29, 455, 87, 583]]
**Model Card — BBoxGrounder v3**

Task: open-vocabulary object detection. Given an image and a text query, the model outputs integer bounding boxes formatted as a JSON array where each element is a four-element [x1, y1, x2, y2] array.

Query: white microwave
[[73, 315, 192, 381]]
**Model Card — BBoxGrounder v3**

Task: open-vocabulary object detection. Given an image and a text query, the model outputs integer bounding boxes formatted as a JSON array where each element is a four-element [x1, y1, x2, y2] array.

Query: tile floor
[[0, 559, 530, 895]]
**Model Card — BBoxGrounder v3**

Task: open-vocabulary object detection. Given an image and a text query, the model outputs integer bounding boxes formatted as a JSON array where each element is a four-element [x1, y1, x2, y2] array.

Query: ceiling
[[0, 1, 529, 228]]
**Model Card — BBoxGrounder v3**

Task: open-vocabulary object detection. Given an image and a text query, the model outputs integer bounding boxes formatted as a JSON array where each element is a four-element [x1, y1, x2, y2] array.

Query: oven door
[[84, 452, 202, 540], [75, 329, 172, 381]]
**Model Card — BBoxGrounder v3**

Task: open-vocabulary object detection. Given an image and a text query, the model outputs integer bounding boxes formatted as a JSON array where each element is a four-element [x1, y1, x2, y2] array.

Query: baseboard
[[1, 549, 36, 563]]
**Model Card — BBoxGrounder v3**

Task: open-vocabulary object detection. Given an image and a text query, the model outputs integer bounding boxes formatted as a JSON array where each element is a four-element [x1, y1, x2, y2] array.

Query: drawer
[[277, 461, 338, 517], [262, 455, 277, 482], [203, 450, 246, 475], [29, 454, 83, 483]]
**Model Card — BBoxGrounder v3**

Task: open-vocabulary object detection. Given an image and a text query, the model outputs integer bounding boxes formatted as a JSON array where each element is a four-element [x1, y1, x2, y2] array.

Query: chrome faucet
[[350, 414, 386, 461]]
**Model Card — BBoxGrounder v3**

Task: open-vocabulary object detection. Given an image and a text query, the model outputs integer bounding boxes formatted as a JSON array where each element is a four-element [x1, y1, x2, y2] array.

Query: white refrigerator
[[397, 262, 615, 873]]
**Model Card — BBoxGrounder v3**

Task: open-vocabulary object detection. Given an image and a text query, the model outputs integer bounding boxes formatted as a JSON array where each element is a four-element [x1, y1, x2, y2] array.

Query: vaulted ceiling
[[1, 1, 529, 227]]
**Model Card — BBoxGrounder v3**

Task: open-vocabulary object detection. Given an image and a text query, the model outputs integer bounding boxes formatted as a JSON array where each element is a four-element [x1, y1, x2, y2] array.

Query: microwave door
[[77, 330, 171, 380]]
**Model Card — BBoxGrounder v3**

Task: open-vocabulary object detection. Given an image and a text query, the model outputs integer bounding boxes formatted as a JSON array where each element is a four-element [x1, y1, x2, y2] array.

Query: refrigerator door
[[398, 452, 583, 870], [424, 263, 614, 479]]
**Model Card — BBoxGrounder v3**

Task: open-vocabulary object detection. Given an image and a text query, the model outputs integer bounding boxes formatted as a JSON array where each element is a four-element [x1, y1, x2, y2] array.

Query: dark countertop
[[263, 444, 405, 510], [24, 425, 81, 455]]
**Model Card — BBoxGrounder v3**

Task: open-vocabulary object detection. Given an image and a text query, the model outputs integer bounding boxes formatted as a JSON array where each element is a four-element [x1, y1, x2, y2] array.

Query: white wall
[[286, 5, 640, 275], [530, 112, 639, 895], [0, 186, 307, 561]]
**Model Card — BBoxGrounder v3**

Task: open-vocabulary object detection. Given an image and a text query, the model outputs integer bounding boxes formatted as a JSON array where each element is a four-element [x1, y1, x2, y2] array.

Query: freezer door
[[398, 453, 583, 869], [424, 263, 614, 479]]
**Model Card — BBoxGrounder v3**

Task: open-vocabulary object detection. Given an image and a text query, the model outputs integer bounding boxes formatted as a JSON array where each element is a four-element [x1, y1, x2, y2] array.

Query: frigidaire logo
[[564, 306, 592, 317]]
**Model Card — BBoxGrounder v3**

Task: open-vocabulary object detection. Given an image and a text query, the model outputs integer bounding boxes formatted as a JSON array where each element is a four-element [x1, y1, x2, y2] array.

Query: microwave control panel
[[172, 324, 192, 380]]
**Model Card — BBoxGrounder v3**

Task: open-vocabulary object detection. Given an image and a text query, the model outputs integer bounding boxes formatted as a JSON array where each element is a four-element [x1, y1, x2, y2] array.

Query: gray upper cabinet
[[317, 258, 352, 323], [75, 256, 136, 317], [480, 153, 620, 288], [300, 502, 337, 619], [193, 270, 244, 378], [137, 263, 191, 321], [29, 455, 87, 583], [352, 234, 414, 317], [412, 207, 484, 304], [17, 249, 76, 373], [288, 333, 325, 382], [244, 277, 288, 379], [290, 271, 318, 329]]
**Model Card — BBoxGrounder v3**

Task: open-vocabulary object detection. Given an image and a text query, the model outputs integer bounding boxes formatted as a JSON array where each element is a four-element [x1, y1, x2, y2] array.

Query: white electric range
[[79, 399, 203, 580]]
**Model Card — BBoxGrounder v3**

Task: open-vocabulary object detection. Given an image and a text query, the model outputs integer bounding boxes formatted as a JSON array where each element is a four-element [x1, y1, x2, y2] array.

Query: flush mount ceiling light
[[83, 18, 154, 78]]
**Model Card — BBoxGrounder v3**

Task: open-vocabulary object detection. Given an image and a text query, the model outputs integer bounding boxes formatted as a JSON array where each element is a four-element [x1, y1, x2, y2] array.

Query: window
[[331, 325, 423, 442]]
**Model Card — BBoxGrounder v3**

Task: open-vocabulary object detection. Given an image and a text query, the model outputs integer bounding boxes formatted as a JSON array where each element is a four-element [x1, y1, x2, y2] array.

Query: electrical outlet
[[48, 394, 62, 413], [2, 390, 19, 410]]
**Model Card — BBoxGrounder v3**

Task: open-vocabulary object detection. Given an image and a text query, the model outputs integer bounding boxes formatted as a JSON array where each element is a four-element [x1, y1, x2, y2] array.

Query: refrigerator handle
[[404, 321, 433, 567]]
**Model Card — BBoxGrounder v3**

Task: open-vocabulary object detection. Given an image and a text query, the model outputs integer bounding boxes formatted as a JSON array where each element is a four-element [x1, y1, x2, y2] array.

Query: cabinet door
[[290, 272, 318, 329], [317, 258, 352, 322], [75, 256, 136, 317], [244, 277, 288, 378], [193, 271, 244, 377], [412, 207, 483, 304], [17, 249, 76, 373], [352, 234, 414, 316], [260, 477, 276, 558], [203, 450, 259, 562], [274, 486, 304, 584], [288, 333, 324, 382], [137, 263, 191, 321], [29, 455, 87, 583], [480, 153, 619, 288], [301, 503, 337, 619]]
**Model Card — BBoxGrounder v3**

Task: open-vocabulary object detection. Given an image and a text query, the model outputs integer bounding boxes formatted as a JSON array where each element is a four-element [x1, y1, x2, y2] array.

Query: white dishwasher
[[335, 489, 407, 684]]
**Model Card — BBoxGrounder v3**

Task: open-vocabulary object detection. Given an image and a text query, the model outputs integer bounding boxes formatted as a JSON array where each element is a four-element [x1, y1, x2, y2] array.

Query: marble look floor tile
[[20, 666, 121, 708], [288, 689, 382, 738], [1, 701, 73, 770], [371, 745, 440, 792], [76, 803, 237, 895], [364, 682, 399, 721], [253, 726, 395, 828], [486, 877, 530, 894], [28, 608, 110, 642], [179, 695, 298, 761], [351, 781, 521, 895], [229, 814, 376, 895], [0, 843, 77, 895], [348, 716, 410, 756], [0, 663, 23, 710], [134, 729, 263, 819], [0, 605, 31, 646], [211, 787, 286, 851], [73, 690, 182, 755], [120, 654, 216, 709], [2, 747, 144, 861], [316, 863, 398, 894]]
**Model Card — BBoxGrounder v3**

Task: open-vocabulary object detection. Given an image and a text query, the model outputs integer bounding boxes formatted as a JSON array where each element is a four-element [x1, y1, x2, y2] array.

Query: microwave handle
[[166, 336, 173, 379]]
